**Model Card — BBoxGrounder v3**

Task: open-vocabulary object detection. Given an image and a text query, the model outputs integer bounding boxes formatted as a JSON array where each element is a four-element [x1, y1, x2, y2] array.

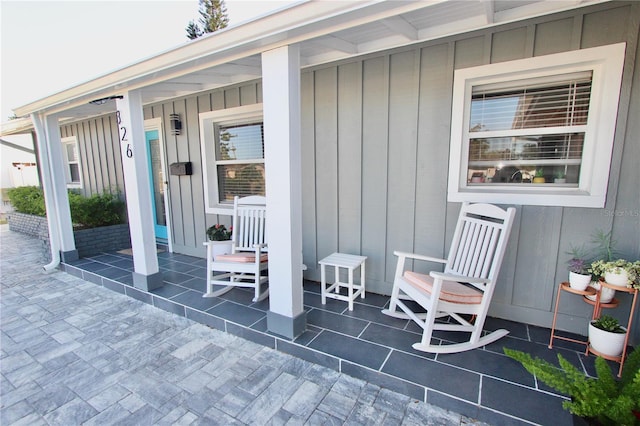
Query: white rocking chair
[[382, 202, 516, 353], [203, 196, 269, 302]]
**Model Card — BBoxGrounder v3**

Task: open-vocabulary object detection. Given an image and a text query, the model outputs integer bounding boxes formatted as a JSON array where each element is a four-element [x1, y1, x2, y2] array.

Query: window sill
[[448, 187, 603, 208]]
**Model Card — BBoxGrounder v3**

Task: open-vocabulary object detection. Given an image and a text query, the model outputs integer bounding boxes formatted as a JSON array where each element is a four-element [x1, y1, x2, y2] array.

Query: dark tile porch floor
[[61, 249, 609, 426]]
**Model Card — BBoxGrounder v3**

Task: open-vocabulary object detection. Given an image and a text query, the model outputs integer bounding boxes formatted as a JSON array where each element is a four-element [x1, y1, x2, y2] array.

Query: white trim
[[199, 104, 264, 214], [144, 118, 173, 253], [447, 43, 626, 208], [61, 136, 82, 189]]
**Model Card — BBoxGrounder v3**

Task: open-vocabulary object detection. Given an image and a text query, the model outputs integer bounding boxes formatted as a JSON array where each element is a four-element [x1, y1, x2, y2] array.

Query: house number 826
[[116, 110, 133, 158]]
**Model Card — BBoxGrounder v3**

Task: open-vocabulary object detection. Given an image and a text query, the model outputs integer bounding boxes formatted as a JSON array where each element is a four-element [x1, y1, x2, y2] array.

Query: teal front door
[[145, 130, 168, 240]]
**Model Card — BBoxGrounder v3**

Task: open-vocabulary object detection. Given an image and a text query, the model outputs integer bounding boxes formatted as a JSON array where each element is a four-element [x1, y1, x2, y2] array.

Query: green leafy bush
[[67, 191, 125, 229], [504, 347, 640, 425], [8, 186, 125, 229], [7, 186, 46, 216]]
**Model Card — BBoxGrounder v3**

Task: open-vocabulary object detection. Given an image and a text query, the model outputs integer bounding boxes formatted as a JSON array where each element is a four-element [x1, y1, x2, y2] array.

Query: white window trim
[[199, 103, 263, 214], [61, 136, 82, 189], [448, 43, 626, 208]]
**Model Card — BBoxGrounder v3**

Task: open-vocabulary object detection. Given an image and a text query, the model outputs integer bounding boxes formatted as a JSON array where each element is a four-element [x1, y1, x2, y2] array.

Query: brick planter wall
[[7, 212, 131, 259]]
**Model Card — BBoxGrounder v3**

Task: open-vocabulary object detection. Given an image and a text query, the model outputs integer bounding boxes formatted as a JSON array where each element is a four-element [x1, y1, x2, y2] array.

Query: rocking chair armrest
[[429, 271, 490, 285], [251, 243, 267, 251], [393, 251, 447, 264]]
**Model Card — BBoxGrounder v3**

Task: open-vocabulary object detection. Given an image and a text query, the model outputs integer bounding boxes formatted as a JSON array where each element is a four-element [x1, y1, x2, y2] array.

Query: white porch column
[[116, 92, 162, 291], [31, 113, 78, 265], [262, 44, 306, 339]]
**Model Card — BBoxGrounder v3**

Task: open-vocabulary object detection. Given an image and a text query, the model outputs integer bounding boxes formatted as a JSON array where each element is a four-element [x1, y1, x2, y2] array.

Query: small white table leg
[[360, 261, 366, 299], [321, 263, 326, 305]]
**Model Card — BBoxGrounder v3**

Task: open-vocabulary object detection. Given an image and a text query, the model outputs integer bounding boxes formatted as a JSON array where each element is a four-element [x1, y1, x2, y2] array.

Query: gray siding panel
[[313, 67, 339, 262], [337, 62, 363, 257], [413, 43, 452, 271], [360, 56, 390, 292], [385, 50, 420, 285], [301, 72, 318, 272]]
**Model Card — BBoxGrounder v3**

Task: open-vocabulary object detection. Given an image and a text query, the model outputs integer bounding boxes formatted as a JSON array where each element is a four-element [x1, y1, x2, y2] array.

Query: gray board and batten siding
[[59, 2, 640, 343]]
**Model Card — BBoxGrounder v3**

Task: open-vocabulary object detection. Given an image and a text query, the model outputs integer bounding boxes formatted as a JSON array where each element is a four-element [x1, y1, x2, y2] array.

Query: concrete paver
[[1, 226, 485, 425]]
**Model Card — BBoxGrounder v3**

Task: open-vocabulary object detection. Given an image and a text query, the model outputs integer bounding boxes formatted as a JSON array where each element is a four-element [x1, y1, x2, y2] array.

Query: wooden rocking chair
[[203, 196, 269, 302], [382, 202, 516, 353]]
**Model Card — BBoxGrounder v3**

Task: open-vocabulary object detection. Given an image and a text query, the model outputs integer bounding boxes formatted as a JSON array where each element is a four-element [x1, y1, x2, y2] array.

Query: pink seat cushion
[[403, 271, 483, 305], [215, 252, 268, 263]]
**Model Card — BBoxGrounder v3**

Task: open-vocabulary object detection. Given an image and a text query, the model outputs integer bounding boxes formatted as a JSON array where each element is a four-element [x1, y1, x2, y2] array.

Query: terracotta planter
[[588, 321, 626, 357]]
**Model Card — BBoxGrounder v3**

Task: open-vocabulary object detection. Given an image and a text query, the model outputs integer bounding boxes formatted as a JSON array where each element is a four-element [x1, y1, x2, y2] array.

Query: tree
[[185, 0, 229, 40], [185, 20, 203, 40]]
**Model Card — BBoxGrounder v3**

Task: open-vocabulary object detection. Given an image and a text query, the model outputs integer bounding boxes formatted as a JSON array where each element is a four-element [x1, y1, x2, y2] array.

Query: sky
[[0, 0, 299, 122]]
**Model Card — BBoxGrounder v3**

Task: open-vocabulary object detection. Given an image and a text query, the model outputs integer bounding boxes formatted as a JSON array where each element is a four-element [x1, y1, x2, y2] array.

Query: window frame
[[199, 104, 264, 214], [447, 43, 626, 208], [61, 136, 82, 188]]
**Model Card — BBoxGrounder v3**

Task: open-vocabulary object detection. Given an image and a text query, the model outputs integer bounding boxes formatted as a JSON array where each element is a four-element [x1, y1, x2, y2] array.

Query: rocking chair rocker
[[382, 202, 516, 353], [203, 196, 269, 302]]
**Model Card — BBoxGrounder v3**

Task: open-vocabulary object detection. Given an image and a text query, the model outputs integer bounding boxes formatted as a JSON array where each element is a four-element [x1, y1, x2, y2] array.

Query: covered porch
[[61, 248, 603, 426]]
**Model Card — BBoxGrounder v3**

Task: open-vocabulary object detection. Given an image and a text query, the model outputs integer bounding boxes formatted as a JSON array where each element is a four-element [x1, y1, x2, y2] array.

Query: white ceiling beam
[[307, 35, 359, 54], [178, 73, 233, 85], [214, 63, 262, 76], [149, 82, 203, 92], [482, 0, 495, 24], [380, 16, 418, 40]]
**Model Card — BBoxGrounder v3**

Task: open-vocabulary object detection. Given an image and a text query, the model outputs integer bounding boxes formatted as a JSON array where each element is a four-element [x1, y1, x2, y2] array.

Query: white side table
[[319, 252, 367, 311]]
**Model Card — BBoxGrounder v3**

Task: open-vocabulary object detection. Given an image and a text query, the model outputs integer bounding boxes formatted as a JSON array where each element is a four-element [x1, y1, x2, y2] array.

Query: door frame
[[144, 118, 173, 252]]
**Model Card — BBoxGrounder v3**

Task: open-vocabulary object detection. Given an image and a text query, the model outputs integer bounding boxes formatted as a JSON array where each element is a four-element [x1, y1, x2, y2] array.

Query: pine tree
[[185, 20, 203, 40], [185, 0, 229, 40], [199, 0, 229, 34]]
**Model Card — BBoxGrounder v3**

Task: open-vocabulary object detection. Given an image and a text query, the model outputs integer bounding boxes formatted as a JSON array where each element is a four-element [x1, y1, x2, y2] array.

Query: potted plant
[[533, 168, 546, 183], [504, 347, 640, 425], [554, 170, 567, 184], [566, 244, 592, 290], [590, 259, 633, 287], [204, 224, 233, 259], [588, 315, 627, 358]]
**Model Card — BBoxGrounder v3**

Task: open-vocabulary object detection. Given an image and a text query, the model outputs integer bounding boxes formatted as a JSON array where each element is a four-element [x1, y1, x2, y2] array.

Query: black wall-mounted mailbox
[[169, 162, 192, 176]]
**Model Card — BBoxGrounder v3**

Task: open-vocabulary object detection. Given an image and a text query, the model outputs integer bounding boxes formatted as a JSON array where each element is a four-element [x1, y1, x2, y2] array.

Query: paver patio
[[1, 225, 486, 425]]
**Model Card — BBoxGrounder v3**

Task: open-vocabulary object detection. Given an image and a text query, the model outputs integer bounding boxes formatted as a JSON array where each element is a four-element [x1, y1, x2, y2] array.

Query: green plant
[[68, 191, 125, 229], [591, 229, 618, 262], [7, 186, 125, 229], [555, 170, 567, 179], [592, 315, 625, 333], [589, 259, 637, 286], [206, 224, 232, 241], [567, 244, 591, 275], [7, 186, 46, 216], [504, 347, 640, 425], [535, 169, 545, 178]]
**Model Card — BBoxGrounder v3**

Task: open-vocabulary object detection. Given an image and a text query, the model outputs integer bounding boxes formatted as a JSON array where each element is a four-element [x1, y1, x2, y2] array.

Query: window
[[61, 136, 82, 188], [200, 104, 264, 214], [448, 43, 625, 208]]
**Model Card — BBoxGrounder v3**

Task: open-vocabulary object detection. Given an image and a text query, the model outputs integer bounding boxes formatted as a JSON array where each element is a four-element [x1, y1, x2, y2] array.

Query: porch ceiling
[[5, 0, 610, 131]]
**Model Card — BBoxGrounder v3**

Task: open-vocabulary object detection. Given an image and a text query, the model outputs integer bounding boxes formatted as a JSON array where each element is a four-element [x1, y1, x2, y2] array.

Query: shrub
[[8, 186, 125, 229], [7, 186, 45, 216], [68, 191, 125, 229]]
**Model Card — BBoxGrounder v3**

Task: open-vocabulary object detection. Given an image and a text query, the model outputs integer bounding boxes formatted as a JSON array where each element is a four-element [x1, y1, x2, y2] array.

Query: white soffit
[[9, 0, 611, 124]]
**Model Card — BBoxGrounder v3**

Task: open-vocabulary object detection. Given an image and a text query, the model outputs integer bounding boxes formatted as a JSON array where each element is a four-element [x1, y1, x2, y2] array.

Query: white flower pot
[[588, 321, 626, 357], [604, 270, 628, 287], [585, 281, 615, 304], [205, 240, 233, 260], [568, 271, 591, 291]]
